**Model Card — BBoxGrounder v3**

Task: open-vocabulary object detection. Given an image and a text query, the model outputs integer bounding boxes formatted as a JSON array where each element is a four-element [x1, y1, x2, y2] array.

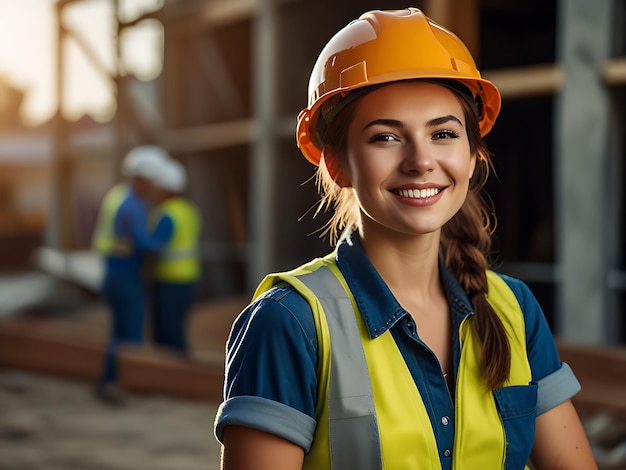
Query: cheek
[[451, 151, 475, 183], [350, 147, 393, 179]]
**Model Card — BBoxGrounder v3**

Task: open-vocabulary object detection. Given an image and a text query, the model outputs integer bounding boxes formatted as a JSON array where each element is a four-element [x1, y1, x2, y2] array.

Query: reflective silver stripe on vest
[[299, 266, 382, 470]]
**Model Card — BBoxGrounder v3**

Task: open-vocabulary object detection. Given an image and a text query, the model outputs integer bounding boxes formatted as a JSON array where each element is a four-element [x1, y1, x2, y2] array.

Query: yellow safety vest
[[91, 182, 128, 256], [154, 197, 202, 283], [254, 253, 534, 470]]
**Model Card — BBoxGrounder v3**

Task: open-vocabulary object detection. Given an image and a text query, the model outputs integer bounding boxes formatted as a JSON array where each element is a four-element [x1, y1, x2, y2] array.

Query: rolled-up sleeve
[[535, 362, 581, 415], [214, 396, 317, 451]]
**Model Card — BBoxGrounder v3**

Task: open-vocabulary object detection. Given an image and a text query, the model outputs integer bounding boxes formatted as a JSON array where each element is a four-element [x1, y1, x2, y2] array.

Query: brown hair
[[314, 83, 511, 390]]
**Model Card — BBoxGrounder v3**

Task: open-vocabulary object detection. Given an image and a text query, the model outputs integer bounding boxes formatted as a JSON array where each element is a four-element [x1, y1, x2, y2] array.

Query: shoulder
[[233, 284, 317, 354], [103, 183, 127, 201], [168, 197, 198, 211], [489, 271, 542, 320], [162, 198, 201, 222], [252, 284, 316, 328], [490, 271, 565, 383], [223, 283, 320, 419], [181, 197, 200, 212]]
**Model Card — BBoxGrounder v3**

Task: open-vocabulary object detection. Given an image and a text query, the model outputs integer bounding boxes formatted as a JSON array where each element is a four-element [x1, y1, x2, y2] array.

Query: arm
[[530, 399, 597, 469], [221, 425, 304, 470], [215, 286, 319, 467], [151, 213, 174, 245], [125, 199, 167, 252]]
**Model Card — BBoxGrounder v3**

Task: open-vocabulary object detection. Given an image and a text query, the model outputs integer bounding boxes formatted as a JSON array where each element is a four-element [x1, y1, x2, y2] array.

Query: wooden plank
[[0, 321, 224, 403], [603, 57, 626, 86], [160, 119, 257, 154], [0, 322, 103, 381], [483, 64, 563, 99]]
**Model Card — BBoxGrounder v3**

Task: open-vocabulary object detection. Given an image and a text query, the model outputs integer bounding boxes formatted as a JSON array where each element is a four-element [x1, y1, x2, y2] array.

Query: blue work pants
[[150, 282, 196, 356], [98, 270, 147, 387]]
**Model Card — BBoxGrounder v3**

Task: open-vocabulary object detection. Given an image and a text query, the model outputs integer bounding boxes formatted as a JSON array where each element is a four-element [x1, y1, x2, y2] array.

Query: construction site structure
[[43, 0, 626, 347]]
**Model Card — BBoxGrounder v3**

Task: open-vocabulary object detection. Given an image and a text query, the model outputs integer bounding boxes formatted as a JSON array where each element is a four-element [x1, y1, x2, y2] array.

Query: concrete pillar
[[554, 0, 615, 343]]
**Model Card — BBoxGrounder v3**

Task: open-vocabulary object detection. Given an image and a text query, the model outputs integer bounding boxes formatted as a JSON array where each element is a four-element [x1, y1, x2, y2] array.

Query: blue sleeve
[[500, 274, 581, 414], [117, 196, 164, 252], [500, 274, 561, 382], [215, 284, 319, 448], [152, 214, 174, 244]]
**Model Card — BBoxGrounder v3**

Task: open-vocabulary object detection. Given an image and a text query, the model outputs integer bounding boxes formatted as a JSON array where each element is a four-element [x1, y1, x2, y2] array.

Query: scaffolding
[[50, 0, 626, 345]]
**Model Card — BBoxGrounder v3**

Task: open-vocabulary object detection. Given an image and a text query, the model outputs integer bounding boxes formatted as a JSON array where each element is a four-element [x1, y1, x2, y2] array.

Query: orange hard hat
[[296, 8, 502, 166]]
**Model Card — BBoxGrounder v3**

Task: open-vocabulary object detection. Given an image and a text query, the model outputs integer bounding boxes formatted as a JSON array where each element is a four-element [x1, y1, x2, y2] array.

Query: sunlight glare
[[0, 0, 57, 126], [0, 0, 164, 127]]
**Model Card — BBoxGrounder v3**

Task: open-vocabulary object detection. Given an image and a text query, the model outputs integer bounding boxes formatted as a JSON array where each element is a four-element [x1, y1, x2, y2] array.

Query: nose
[[400, 142, 435, 174]]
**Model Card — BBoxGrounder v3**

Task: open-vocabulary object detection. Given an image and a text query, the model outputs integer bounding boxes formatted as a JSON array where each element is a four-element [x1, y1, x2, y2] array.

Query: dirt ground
[[0, 367, 222, 470]]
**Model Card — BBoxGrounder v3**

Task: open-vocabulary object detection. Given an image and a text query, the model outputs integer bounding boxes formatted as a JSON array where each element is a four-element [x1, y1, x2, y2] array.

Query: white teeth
[[396, 188, 441, 199]]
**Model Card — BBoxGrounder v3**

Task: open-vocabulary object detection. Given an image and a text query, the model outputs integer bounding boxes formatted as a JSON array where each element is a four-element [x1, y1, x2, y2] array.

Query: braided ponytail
[[442, 97, 511, 390], [441, 191, 511, 389]]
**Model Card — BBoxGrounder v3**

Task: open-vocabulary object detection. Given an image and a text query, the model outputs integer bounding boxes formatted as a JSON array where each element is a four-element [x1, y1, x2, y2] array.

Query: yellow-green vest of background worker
[[148, 157, 202, 357]]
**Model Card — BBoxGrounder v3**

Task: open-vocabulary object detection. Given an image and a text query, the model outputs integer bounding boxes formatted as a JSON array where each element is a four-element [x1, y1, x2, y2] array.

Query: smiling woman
[[215, 7, 598, 470], [0, 0, 163, 127]]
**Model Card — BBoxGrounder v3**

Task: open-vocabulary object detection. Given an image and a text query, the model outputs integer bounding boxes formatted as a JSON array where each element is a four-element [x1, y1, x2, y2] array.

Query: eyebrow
[[428, 115, 463, 127], [361, 115, 463, 133]]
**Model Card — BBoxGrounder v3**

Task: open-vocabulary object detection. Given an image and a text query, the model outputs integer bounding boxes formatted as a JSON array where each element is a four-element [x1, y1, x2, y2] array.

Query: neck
[[358, 229, 442, 302]]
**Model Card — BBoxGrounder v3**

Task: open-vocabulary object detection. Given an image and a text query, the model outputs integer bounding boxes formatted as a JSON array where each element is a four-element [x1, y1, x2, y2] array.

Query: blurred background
[[0, 0, 625, 468]]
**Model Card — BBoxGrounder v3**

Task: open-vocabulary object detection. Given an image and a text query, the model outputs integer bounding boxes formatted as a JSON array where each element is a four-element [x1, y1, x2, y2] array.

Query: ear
[[322, 147, 351, 188]]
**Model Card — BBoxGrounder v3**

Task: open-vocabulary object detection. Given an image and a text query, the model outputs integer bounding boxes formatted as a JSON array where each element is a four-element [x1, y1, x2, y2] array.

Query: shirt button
[[443, 449, 451, 458], [441, 416, 450, 426]]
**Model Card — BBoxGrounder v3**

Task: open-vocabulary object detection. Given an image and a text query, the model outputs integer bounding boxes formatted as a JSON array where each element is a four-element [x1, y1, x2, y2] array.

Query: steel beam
[[247, 0, 278, 292]]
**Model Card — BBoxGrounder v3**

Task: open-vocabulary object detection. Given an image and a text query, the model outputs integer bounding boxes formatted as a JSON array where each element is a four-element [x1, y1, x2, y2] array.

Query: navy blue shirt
[[215, 230, 580, 466]]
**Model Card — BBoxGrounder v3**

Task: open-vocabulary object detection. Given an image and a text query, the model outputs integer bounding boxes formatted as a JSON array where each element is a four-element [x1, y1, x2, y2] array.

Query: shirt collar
[[335, 229, 474, 339]]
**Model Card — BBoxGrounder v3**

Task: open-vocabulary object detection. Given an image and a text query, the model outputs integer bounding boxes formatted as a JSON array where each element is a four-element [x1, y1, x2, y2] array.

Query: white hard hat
[[154, 158, 187, 193], [122, 145, 171, 180]]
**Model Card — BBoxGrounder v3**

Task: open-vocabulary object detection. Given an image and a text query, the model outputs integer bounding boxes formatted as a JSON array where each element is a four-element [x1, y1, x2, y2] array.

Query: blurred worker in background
[[91, 145, 170, 256], [148, 158, 202, 359], [92, 144, 170, 405]]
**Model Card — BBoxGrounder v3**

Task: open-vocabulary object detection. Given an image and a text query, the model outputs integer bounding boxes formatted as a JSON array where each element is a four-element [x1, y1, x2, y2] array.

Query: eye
[[432, 129, 460, 140], [368, 133, 399, 144]]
